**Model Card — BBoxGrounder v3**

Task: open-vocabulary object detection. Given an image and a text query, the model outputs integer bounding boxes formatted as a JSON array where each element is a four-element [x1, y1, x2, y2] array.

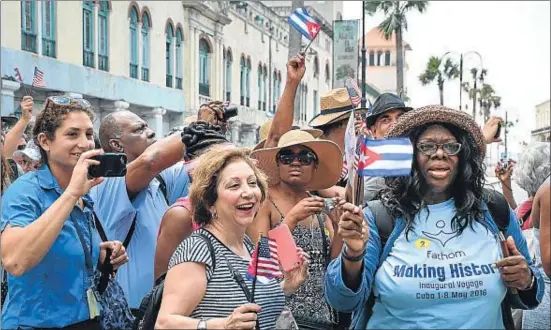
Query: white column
[[94, 2, 99, 68], [153, 107, 166, 137], [36, 0, 43, 55], [1, 80, 21, 116]]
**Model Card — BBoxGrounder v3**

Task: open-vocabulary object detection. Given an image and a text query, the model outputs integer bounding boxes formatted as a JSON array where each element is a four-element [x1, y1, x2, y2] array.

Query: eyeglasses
[[277, 150, 318, 165], [46, 96, 91, 108], [417, 142, 462, 156]]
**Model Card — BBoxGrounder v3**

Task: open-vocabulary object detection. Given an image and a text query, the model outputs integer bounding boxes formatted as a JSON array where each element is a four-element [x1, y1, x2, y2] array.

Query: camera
[[222, 106, 238, 121], [322, 197, 337, 214]]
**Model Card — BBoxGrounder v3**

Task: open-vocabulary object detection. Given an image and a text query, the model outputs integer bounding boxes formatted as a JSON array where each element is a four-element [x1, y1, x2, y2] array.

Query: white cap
[[13, 139, 41, 162]]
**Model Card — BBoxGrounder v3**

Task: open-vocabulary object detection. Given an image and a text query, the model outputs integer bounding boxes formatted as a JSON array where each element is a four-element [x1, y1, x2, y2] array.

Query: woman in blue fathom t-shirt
[[325, 105, 545, 329], [1, 96, 128, 329]]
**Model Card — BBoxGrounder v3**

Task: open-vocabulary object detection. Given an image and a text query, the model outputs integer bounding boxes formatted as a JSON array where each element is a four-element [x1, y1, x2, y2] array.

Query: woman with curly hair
[[324, 105, 545, 329], [154, 121, 234, 281]]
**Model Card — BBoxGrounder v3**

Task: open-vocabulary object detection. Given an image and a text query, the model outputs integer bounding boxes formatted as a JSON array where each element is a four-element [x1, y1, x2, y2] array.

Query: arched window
[[257, 63, 263, 110], [313, 56, 319, 78], [369, 51, 375, 66], [83, 1, 95, 67], [224, 50, 233, 102], [240, 56, 246, 105], [325, 62, 330, 84], [141, 12, 151, 81], [165, 23, 174, 87], [21, 0, 37, 53], [384, 50, 391, 66], [42, 0, 56, 57], [129, 6, 139, 78], [198, 38, 211, 96], [377, 51, 383, 66], [98, 1, 109, 70], [246, 58, 251, 107], [263, 66, 268, 111], [175, 28, 183, 89], [336, 12, 343, 20]]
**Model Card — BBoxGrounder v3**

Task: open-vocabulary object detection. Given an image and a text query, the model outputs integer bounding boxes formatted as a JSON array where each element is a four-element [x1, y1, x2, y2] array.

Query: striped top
[[169, 229, 286, 329]]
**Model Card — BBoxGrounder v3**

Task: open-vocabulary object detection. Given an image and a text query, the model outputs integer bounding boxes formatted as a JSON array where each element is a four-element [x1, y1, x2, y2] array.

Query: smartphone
[[268, 224, 301, 273], [88, 153, 128, 178], [494, 123, 502, 139]]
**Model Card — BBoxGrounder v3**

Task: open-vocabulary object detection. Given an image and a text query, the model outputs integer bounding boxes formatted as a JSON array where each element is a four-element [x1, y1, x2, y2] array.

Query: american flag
[[14, 68, 24, 84], [247, 236, 283, 283], [345, 78, 362, 107], [32, 67, 45, 88]]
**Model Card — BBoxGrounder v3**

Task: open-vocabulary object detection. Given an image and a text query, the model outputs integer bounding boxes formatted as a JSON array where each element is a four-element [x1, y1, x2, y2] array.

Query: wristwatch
[[197, 319, 207, 330]]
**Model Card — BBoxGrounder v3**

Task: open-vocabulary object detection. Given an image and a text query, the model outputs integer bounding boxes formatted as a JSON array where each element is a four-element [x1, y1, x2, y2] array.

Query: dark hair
[[181, 121, 228, 160], [379, 123, 486, 238], [33, 100, 95, 163], [189, 148, 268, 226]]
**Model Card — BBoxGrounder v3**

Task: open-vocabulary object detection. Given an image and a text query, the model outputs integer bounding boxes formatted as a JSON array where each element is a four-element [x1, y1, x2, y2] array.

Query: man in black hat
[[360, 92, 412, 202]]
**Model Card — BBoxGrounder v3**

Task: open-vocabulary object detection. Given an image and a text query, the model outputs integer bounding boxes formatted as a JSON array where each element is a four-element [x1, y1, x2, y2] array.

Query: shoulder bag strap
[[68, 214, 95, 278], [155, 174, 169, 205]]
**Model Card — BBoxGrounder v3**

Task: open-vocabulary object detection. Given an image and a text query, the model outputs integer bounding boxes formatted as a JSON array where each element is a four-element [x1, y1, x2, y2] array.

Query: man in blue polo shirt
[[90, 110, 189, 311]]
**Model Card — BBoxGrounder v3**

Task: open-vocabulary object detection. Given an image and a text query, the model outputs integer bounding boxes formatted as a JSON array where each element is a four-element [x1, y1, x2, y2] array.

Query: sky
[[342, 0, 550, 156]]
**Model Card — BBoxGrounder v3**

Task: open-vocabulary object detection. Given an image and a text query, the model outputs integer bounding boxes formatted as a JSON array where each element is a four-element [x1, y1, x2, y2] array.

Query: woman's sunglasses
[[417, 142, 462, 156], [46, 96, 91, 108], [277, 150, 318, 165]]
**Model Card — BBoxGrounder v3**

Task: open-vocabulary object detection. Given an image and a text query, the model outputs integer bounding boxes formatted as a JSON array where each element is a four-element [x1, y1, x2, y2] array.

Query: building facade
[[1, 0, 338, 147], [532, 99, 550, 142]]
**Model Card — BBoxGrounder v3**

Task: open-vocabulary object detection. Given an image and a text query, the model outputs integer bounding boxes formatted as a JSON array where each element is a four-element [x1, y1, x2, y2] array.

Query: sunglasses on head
[[417, 142, 462, 156], [47, 96, 91, 108], [277, 149, 318, 165]]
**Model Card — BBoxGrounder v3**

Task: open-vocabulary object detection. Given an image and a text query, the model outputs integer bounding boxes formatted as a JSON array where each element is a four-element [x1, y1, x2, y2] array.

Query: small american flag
[[247, 236, 282, 283], [345, 79, 362, 107], [32, 67, 45, 88], [14, 68, 24, 84]]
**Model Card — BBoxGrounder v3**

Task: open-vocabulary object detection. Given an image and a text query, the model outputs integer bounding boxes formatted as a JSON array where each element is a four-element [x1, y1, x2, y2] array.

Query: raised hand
[[65, 149, 104, 198], [20, 96, 34, 122], [483, 116, 504, 144], [286, 52, 306, 84]]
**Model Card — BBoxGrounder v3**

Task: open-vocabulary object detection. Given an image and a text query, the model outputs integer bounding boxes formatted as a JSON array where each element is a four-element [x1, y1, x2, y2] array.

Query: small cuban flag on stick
[[288, 7, 321, 53], [357, 138, 414, 177]]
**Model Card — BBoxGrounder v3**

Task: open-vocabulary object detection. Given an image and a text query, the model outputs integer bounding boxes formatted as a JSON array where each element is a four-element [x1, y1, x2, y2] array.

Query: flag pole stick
[[251, 233, 262, 330]]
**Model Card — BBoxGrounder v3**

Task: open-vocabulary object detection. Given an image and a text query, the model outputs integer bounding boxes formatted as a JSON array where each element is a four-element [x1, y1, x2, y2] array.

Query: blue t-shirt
[[1, 165, 101, 328], [368, 199, 507, 329], [89, 162, 189, 308]]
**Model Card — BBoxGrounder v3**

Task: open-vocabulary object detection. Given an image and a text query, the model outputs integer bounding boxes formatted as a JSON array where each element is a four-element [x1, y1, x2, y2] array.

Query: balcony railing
[[130, 64, 138, 78], [42, 39, 55, 57], [83, 51, 94, 68], [98, 55, 109, 71], [199, 83, 210, 96], [166, 75, 173, 88], [176, 77, 182, 90], [21, 32, 37, 53], [141, 68, 149, 82]]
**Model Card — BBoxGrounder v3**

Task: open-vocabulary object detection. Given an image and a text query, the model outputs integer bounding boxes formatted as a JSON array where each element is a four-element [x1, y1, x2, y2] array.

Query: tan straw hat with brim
[[386, 105, 487, 158], [308, 88, 369, 128], [250, 130, 343, 191], [253, 119, 323, 151]]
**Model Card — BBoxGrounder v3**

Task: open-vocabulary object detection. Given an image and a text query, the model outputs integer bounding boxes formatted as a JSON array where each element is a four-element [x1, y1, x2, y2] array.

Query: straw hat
[[253, 121, 323, 151], [250, 130, 343, 191], [386, 105, 487, 158], [308, 88, 369, 128]]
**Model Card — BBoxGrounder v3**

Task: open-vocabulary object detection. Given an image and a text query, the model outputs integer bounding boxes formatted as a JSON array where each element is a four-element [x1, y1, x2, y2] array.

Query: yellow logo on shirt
[[414, 238, 431, 249]]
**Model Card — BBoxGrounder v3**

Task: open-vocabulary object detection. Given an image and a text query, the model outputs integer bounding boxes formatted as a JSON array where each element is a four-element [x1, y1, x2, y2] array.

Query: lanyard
[[69, 210, 94, 277]]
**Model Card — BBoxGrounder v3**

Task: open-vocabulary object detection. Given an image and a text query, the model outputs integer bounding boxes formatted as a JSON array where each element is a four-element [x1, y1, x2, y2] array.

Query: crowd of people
[[0, 52, 549, 330]]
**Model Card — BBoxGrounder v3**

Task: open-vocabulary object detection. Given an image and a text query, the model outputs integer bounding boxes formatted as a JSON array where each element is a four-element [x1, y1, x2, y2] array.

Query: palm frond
[[378, 15, 400, 39], [402, 1, 429, 14], [364, 0, 394, 16]]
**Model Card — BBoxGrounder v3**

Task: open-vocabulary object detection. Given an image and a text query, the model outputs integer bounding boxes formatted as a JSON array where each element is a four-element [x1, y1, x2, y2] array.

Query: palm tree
[[462, 68, 487, 120], [365, 1, 429, 96], [419, 56, 459, 105]]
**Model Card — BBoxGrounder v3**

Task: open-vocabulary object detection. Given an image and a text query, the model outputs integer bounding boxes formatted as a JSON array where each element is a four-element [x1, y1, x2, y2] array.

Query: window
[[377, 51, 383, 66], [21, 0, 37, 53], [313, 56, 319, 78], [385, 51, 391, 66], [83, 1, 95, 67], [166, 23, 174, 87], [42, 0, 56, 57], [313, 90, 319, 115], [129, 6, 139, 78], [225, 50, 232, 102], [175, 28, 183, 89], [198, 38, 211, 96], [325, 63, 330, 84], [272, 70, 278, 113], [369, 51, 375, 66], [262, 67, 267, 111], [141, 12, 151, 81], [98, 1, 109, 70], [240, 56, 246, 105], [245, 58, 251, 107], [257, 64, 263, 110]]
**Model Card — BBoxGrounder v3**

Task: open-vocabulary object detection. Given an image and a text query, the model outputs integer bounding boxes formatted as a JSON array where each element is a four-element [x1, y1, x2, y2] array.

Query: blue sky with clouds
[[343, 0, 550, 155]]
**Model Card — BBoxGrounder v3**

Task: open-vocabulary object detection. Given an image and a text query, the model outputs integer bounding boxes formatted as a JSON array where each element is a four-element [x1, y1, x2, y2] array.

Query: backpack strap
[[155, 174, 169, 205], [366, 200, 395, 248], [484, 188, 510, 232]]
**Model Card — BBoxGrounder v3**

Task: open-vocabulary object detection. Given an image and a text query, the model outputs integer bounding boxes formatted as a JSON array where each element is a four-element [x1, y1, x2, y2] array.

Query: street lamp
[[441, 51, 483, 112], [361, 1, 366, 108]]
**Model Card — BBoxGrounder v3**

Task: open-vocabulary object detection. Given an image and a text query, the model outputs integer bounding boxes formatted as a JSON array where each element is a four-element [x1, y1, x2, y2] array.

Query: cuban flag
[[288, 8, 321, 40], [357, 138, 413, 177]]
